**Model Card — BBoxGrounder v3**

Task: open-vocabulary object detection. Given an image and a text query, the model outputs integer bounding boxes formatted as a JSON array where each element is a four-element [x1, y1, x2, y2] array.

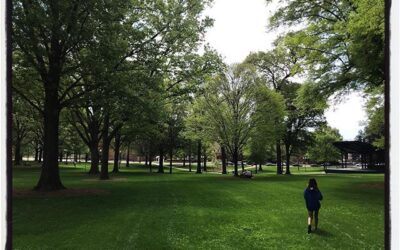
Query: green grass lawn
[[13, 163, 384, 250]]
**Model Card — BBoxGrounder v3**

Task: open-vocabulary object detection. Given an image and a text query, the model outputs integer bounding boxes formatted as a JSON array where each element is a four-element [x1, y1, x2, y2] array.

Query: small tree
[[307, 126, 343, 168]]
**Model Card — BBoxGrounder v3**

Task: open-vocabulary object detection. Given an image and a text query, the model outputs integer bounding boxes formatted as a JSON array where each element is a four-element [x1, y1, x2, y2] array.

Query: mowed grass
[[12, 163, 384, 250]]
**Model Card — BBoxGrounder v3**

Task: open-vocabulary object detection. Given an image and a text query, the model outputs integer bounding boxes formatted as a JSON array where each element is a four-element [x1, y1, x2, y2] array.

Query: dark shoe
[[308, 225, 312, 234]]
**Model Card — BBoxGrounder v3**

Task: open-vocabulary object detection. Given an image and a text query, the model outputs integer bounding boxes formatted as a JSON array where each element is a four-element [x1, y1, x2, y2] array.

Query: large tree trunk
[[285, 143, 291, 175], [276, 141, 282, 174], [126, 144, 130, 168], [233, 148, 239, 176], [241, 152, 244, 172], [34, 86, 65, 190], [88, 142, 100, 174], [203, 149, 207, 172], [169, 148, 173, 174], [100, 114, 110, 180], [34, 142, 39, 162], [112, 132, 121, 173], [38, 147, 43, 163], [221, 146, 227, 174], [14, 139, 21, 165], [149, 154, 153, 172], [158, 147, 164, 173], [196, 140, 202, 174], [189, 147, 192, 172]]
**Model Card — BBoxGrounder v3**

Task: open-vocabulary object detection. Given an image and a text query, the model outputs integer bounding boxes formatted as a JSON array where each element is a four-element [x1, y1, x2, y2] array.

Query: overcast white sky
[[203, 0, 366, 140]]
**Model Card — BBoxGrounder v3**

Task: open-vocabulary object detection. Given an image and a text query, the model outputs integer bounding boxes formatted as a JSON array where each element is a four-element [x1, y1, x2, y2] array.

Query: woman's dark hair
[[307, 178, 318, 190]]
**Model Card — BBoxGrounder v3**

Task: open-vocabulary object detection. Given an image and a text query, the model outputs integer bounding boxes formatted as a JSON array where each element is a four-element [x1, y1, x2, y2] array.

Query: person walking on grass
[[304, 178, 323, 234]]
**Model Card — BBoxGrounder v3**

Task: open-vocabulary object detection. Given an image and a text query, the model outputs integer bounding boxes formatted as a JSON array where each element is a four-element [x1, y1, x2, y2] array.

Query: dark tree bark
[[203, 149, 207, 172], [149, 154, 153, 172], [14, 140, 22, 165], [145, 154, 148, 166], [13, 119, 27, 165], [38, 148, 43, 163], [233, 148, 239, 176], [88, 142, 100, 174], [189, 147, 192, 172], [259, 163, 262, 171], [126, 144, 130, 168], [221, 146, 227, 174], [100, 114, 111, 180], [276, 141, 282, 174], [59, 151, 63, 163], [34, 86, 65, 190], [34, 143, 39, 162], [285, 143, 291, 175], [112, 131, 121, 173], [74, 152, 78, 163], [241, 153, 244, 172], [196, 140, 202, 174], [85, 153, 88, 163], [16, 1, 102, 190], [169, 148, 173, 174], [183, 154, 186, 168], [158, 147, 164, 173]]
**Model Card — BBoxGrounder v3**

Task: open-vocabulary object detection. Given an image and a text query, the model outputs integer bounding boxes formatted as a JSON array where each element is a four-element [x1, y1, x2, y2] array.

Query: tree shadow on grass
[[251, 175, 309, 183], [312, 228, 333, 237]]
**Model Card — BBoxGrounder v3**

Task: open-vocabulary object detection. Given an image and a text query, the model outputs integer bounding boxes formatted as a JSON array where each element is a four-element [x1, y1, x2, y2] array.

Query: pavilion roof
[[332, 141, 377, 154]]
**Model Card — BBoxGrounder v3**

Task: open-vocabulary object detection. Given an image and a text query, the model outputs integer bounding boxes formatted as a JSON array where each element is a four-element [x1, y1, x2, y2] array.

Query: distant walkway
[[325, 167, 385, 174], [172, 166, 222, 174]]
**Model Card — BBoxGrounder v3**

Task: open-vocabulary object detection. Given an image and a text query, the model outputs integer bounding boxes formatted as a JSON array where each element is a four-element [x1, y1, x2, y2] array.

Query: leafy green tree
[[245, 47, 325, 175], [12, 0, 135, 189], [183, 99, 204, 174], [12, 95, 31, 165], [245, 43, 302, 174], [268, 0, 383, 94], [280, 82, 326, 174], [247, 85, 286, 170], [307, 126, 343, 166], [13, 0, 216, 186], [58, 115, 87, 164], [363, 86, 384, 148], [69, 103, 104, 174], [201, 64, 259, 176], [164, 102, 187, 174], [266, 0, 385, 154]]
